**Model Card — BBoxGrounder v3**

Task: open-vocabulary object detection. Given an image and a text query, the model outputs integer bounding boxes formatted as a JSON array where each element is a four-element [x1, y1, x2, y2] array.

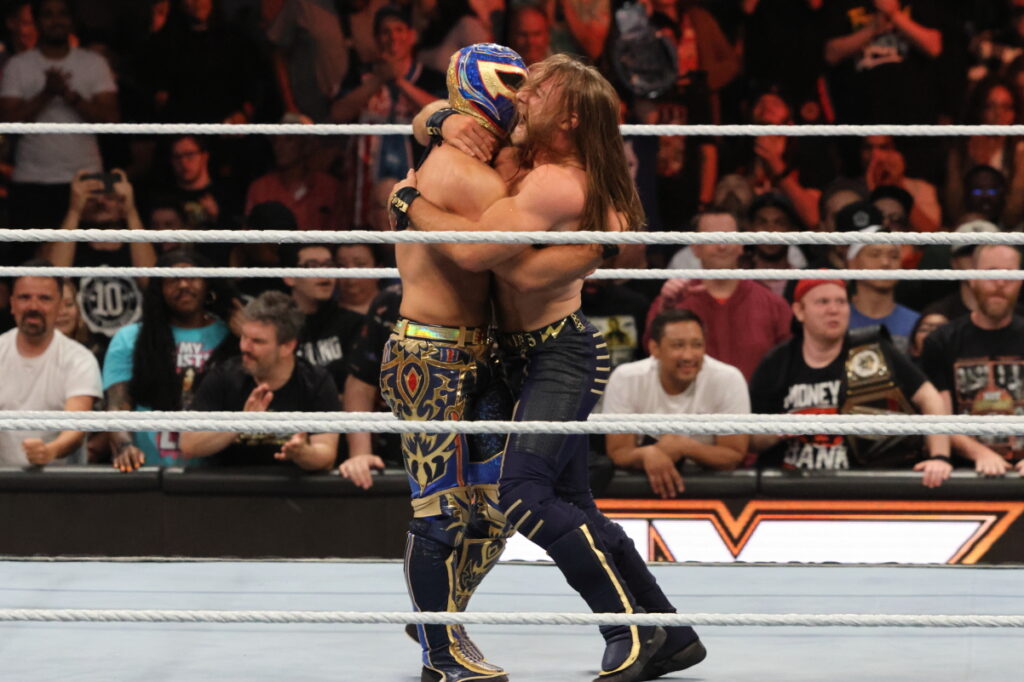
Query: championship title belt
[[839, 326, 922, 466]]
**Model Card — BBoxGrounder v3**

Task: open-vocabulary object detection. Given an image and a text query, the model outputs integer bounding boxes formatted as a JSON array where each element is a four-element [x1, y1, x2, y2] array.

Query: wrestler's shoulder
[[519, 164, 586, 205]]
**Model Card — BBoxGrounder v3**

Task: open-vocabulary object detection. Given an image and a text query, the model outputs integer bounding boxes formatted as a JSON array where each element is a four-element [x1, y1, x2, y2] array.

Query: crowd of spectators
[[0, 0, 1022, 496]]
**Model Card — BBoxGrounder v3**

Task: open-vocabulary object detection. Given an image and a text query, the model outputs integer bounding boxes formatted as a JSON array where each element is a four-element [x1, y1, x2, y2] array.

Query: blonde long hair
[[520, 55, 645, 232]]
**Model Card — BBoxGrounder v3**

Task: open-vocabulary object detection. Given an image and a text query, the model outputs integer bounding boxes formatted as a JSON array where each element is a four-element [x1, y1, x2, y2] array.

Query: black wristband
[[390, 186, 420, 231], [425, 107, 459, 141], [602, 243, 620, 259], [921, 455, 951, 463]]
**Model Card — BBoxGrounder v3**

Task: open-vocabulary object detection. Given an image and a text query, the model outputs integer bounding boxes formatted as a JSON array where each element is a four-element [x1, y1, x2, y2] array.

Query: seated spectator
[[603, 310, 749, 499], [416, 0, 490, 73], [335, 243, 381, 315], [338, 282, 403, 489], [0, 0, 117, 265], [507, 2, 550, 66], [909, 311, 948, 365], [650, 208, 792, 380], [0, 263, 101, 466], [743, 192, 808, 298], [244, 116, 346, 230], [921, 244, 1024, 476], [819, 180, 865, 232], [55, 278, 107, 362], [181, 291, 339, 470], [331, 6, 444, 228], [283, 244, 365, 398], [923, 220, 1003, 320], [945, 76, 1024, 229], [847, 226, 920, 352], [161, 135, 243, 263], [103, 250, 234, 472], [44, 170, 156, 340], [961, 164, 1014, 228], [718, 91, 831, 229], [267, 0, 350, 122], [860, 135, 941, 232], [749, 278, 952, 487]]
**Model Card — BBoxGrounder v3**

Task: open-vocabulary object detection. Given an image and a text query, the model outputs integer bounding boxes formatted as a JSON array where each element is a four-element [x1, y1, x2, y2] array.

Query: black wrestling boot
[[641, 622, 706, 680], [546, 526, 666, 682]]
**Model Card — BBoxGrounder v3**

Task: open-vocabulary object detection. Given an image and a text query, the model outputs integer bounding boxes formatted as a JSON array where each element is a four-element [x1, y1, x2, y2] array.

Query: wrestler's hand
[[441, 113, 498, 162], [275, 432, 309, 462], [639, 444, 685, 499], [913, 458, 952, 489], [111, 441, 146, 472], [244, 383, 274, 412], [22, 438, 56, 466], [974, 449, 1011, 476], [339, 453, 385, 490]]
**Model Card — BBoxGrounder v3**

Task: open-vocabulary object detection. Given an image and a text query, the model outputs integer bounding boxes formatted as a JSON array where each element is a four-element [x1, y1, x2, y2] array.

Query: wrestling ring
[[0, 121, 1022, 681]]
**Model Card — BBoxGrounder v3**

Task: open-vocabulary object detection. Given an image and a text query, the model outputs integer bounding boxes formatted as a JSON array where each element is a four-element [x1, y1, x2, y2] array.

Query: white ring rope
[[0, 608, 1019, 628], [1, 266, 1020, 281], [4, 412, 1024, 436], [2, 122, 1024, 137], [6, 228, 1024, 246]]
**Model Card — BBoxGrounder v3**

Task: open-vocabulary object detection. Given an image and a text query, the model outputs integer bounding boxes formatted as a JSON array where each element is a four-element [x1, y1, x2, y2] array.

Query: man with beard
[[381, 44, 605, 682], [847, 226, 920, 353], [0, 261, 101, 465], [103, 250, 233, 471], [750, 278, 952, 485], [181, 291, 339, 470], [921, 245, 1024, 476], [394, 54, 701, 682]]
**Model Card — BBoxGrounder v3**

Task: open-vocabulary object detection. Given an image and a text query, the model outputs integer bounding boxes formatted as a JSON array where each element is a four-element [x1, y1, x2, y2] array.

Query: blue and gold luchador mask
[[447, 43, 528, 137]]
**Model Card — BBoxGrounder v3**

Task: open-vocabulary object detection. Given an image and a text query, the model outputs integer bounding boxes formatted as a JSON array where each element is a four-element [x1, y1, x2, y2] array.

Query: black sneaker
[[642, 638, 707, 680], [593, 624, 667, 682]]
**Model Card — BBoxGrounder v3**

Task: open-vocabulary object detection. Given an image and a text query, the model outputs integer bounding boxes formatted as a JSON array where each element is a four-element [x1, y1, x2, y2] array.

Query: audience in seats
[[647, 207, 791, 381], [181, 290, 339, 470], [603, 310, 749, 499], [0, 263, 101, 466], [102, 250, 234, 471], [749, 278, 952, 487]]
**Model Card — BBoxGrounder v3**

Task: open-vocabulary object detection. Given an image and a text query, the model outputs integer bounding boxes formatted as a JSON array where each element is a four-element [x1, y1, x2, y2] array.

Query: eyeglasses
[[299, 259, 336, 269], [970, 188, 1002, 197]]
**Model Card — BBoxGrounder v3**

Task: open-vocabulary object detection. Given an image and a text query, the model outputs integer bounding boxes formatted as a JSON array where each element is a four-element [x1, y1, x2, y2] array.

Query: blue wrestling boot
[[546, 526, 667, 682]]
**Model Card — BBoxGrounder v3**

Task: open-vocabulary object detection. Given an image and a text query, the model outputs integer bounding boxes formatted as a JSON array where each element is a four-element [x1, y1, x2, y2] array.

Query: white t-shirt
[[0, 329, 102, 465], [0, 47, 116, 183], [601, 355, 750, 445]]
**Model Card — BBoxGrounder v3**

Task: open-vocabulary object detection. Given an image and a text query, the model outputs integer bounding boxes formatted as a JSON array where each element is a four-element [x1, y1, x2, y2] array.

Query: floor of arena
[[0, 559, 1020, 681]]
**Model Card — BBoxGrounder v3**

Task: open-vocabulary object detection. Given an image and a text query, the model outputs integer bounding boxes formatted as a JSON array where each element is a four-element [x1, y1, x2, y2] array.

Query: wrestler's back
[[396, 144, 506, 327]]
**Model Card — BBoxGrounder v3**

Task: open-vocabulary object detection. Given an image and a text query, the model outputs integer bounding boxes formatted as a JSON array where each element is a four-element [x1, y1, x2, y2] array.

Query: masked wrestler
[[379, 44, 603, 682], [393, 55, 704, 682]]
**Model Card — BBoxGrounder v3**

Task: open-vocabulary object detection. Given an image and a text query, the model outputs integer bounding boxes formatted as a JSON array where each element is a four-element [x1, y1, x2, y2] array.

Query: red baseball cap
[[793, 278, 845, 303]]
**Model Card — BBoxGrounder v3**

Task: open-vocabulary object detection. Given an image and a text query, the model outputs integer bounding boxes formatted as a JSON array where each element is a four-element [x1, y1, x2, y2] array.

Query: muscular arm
[[939, 390, 1011, 474], [890, 8, 941, 58], [282, 432, 338, 471], [25, 395, 94, 464], [179, 430, 237, 459], [404, 165, 583, 270], [412, 100, 448, 146], [824, 23, 877, 65]]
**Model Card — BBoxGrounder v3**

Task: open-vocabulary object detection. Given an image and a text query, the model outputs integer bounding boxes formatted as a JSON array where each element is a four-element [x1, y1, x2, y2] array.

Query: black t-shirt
[[920, 315, 1024, 461], [73, 243, 144, 338], [296, 303, 366, 391], [750, 335, 926, 469], [164, 183, 243, 266], [192, 356, 340, 467], [823, 0, 942, 123]]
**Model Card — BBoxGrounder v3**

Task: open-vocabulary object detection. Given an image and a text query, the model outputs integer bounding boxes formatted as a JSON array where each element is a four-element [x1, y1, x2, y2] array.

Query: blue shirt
[[102, 319, 229, 466], [849, 304, 920, 354]]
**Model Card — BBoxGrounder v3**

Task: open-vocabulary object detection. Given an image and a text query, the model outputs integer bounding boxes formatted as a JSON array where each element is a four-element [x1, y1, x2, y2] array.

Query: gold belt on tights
[[395, 318, 489, 346]]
